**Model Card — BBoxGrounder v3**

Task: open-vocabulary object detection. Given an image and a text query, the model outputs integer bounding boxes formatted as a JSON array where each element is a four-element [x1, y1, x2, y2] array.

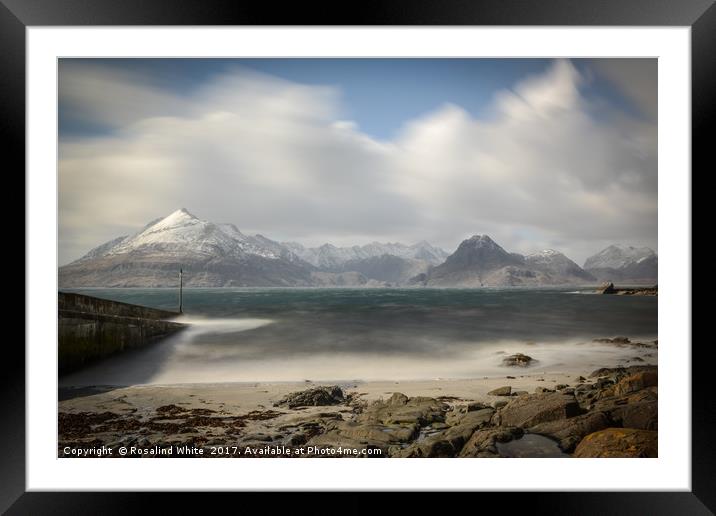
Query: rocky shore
[[596, 282, 658, 296], [58, 342, 657, 459]]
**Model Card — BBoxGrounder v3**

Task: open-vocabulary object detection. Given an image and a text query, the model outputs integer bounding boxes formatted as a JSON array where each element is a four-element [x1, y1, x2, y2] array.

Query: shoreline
[[59, 338, 658, 459]]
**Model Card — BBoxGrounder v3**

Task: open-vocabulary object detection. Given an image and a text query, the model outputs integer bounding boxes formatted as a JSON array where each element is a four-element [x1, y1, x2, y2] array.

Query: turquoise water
[[60, 287, 657, 385]]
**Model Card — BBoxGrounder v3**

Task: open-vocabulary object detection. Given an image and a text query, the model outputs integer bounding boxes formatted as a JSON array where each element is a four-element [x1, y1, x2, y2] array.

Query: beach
[[58, 288, 657, 458], [59, 339, 658, 458]]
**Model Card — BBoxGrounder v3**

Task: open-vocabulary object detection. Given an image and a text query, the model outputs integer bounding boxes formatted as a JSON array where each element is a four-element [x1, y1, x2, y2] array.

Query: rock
[[502, 353, 535, 367], [274, 386, 344, 408], [513, 390, 529, 396], [609, 401, 658, 431], [613, 371, 658, 396], [595, 377, 615, 390], [577, 376, 586, 382], [306, 393, 450, 454], [596, 282, 617, 294], [591, 388, 658, 431], [456, 401, 489, 412], [529, 412, 610, 452], [386, 392, 409, 405], [446, 402, 490, 426], [555, 384, 568, 390], [495, 392, 581, 428], [333, 421, 418, 444], [488, 386, 512, 396], [491, 400, 509, 409], [361, 394, 446, 427], [395, 408, 494, 458], [606, 365, 657, 377], [459, 427, 524, 457], [574, 428, 657, 458], [535, 387, 554, 394]]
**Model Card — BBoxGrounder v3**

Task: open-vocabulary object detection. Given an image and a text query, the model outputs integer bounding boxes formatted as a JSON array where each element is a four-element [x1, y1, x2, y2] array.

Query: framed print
[[6, 0, 711, 512]]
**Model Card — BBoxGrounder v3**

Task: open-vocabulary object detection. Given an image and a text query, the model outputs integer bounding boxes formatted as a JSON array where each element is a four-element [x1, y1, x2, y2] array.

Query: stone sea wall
[[58, 292, 185, 373]]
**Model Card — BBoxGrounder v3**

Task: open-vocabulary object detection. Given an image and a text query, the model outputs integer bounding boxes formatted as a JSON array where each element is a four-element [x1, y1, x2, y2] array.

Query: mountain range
[[58, 209, 657, 287], [582, 245, 658, 284]]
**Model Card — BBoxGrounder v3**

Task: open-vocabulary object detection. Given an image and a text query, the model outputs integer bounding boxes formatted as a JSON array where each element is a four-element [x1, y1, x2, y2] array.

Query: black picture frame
[[5, 0, 709, 512]]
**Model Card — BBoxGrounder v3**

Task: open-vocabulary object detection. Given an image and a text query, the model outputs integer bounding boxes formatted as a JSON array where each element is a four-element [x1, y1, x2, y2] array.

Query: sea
[[59, 287, 658, 386]]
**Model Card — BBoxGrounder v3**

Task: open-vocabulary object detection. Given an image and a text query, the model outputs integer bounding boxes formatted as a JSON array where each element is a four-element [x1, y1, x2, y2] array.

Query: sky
[[58, 58, 657, 266]]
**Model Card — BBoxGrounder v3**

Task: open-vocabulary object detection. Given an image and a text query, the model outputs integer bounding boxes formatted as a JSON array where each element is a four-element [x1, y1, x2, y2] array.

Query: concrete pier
[[58, 292, 186, 373]]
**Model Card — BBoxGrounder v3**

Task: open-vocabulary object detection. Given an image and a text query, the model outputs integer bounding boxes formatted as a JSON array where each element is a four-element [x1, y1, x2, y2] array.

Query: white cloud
[[59, 60, 657, 266]]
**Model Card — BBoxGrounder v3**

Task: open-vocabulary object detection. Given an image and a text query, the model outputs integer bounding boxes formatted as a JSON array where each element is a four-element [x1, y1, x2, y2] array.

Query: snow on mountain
[[282, 240, 449, 269], [425, 236, 595, 287], [583, 244, 656, 270], [80, 208, 298, 262], [63, 210, 643, 288], [59, 209, 314, 287], [583, 244, 657, 284], [76, 234, 129, 263], [525, 249, 595, 282]]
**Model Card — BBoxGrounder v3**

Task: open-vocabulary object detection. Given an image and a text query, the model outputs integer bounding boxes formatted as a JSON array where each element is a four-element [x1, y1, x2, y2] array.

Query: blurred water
[[59, 287, 657, 385]]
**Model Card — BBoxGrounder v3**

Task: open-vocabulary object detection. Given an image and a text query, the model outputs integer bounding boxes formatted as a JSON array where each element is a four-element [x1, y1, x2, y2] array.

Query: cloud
[[59, 59, 657, 266], [589, 58, 658, 121]]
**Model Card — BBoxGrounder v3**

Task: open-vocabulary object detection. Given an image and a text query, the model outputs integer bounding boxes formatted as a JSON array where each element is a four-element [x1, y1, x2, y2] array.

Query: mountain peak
[[174, 207, 197, 219], [442, 234, 515, 270], [584, 244, 656, 270], [148, 208, 200, 229], [466, 234, 498, 247]]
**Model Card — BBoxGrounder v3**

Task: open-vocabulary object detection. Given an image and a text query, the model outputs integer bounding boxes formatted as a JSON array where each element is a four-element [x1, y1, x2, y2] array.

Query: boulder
[[459, 427, 524, 457], [395, 408, 494, 458], [274, 386, 344, 408], [446, 402, 490, 426], [591, 388, 658, 431], [488, 386, 512, 396], [609, 401, 658, 431], [386, 392, 409, 405], [495, 392, 581, 428], [573, 428, 657, 458], [361, 394, 445, 427], [589, 364, 656, 379], [332, 421, 418, 444], [613, 371, 658, 396], [529, 412, 610, 452], [502, 353, 535, 367]]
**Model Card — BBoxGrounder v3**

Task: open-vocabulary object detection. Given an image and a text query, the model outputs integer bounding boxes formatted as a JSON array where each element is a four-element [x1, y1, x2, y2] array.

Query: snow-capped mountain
[[59, 209, 450, 287], [283, 241, 448, 269], [423, 236, 595, 287], [584, 245, 655, 270], [59, 209, 314, 287], [102, 209, 290, 261], [583, 245, 657, 284], [281, 240, 449, 284], [60, 210, 636, 288], [525, 249, 596, 283]]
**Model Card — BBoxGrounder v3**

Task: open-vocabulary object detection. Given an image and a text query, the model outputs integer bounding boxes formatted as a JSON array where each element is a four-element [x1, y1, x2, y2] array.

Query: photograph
[[56, 57, 658, 460]]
